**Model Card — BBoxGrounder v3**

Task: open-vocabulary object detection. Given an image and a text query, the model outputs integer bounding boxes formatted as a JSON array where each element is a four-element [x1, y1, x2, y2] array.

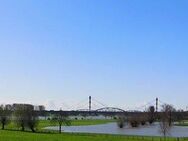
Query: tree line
[[0, 104, 70, 133], [117, 104, 186, 137], [0, 104, 44, 132]]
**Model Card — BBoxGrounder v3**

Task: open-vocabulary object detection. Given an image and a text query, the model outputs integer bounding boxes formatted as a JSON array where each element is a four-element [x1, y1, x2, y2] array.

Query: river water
[[45, 122, 188, 137]]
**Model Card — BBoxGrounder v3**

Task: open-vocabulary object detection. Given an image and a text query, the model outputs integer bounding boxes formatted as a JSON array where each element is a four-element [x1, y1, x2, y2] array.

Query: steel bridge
[[41, 97, 188, 117], [59, 96, 160, 115]]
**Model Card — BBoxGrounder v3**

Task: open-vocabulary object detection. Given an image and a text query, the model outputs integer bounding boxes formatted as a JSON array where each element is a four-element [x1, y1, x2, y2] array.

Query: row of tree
[[117, 104, 185, 137], [0, 104, 70, 133], [0, 104, 40, 132]]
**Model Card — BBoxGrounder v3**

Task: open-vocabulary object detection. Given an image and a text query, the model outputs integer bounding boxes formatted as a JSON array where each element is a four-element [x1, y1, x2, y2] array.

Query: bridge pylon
[[156, 97, 158, 112], [89, 96, 91, 111]]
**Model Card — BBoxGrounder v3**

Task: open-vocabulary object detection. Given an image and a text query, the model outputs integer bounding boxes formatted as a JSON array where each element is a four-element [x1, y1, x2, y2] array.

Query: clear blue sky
[[0, 0, 188, 110]]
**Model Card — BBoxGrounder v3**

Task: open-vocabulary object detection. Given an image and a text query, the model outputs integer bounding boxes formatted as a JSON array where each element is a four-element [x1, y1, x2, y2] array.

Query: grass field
[[0, 130, 186, 141], [5, 119, 115, 131], [174, 121, 188, 126], [175, 123, 188, 126], [38, 119, 115, 128], [2, 119, 188, 141]]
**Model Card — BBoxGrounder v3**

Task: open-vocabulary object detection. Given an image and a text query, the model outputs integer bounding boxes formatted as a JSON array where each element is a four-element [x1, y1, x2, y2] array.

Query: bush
[[129, 116, 140, 127], [140, 116, 147, 126], [141, 120, 146, 125], [117, 116, 126, 128]]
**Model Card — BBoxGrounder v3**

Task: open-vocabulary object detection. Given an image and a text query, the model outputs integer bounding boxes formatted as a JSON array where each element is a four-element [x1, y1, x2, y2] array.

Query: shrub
[[117, 116, 126, 128], [129, 116, 140, 127]]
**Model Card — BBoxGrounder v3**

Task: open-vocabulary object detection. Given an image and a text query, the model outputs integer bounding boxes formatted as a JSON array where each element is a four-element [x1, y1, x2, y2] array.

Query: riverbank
[[5, 119, 115, 131], [45, 122, 188, 137], [174, 121, 188, 126], [40, 119, 115, 128], [0, 130, 186, 141]]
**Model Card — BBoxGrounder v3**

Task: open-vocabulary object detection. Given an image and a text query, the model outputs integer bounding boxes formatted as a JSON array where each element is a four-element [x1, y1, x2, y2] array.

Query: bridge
[[43, 96, 177, 117], [38, 96, 188, 119]]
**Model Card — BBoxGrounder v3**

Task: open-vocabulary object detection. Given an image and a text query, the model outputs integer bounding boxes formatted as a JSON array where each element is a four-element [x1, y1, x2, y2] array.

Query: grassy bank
[[174, 120, 188, 126], [2, 119, 187, 141], [5, 119, 115, 131], [39, 119, 115, 128], [175, 123, 188, 126], [0, 130, 185, 141]]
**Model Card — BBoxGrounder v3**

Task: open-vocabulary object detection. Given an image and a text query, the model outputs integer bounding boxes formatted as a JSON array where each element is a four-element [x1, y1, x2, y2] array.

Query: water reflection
[[45, 122, 188, 137]]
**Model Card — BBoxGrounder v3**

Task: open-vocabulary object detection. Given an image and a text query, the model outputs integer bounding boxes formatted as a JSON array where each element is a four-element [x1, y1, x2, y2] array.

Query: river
[[45, 122, 188, 137]]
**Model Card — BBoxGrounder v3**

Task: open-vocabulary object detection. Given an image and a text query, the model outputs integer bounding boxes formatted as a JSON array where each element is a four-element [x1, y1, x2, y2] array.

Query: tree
[[174, 109, 184, 124], [14, 104, 38, 132], [117, 116, 126, 128], [140, 114, 148, 126], [128, 116, 140, 127], [159, 104, 175, 137], [159, 112, 170, 138], [0, 105, 11, 130], [147, 106, 155, 124], [14, 104, 29, 131], [27, 109, 39, 132], [51, 110, 71, 133], [161, 104, 176, 126]]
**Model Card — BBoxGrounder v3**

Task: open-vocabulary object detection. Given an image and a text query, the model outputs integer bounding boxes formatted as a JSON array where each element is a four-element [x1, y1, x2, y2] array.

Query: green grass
[[38, 119, 115, 130], [175, 123, 188, 126], [174, 120, 188, 126], [0, 130, 185, 141], [5, 119, 115, 131], [71, 119, 115, 126], [2, 119, 187, 141]]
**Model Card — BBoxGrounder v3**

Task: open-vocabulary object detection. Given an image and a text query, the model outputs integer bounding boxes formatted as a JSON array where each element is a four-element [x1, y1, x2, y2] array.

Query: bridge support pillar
[[156, 97, 158, 112], [89, 96, 91, 111]]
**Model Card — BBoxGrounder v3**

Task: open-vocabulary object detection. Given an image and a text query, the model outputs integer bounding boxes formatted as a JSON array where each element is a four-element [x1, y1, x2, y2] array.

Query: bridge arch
[[76, 109, 90, 111], [95, 107, 126, 112]]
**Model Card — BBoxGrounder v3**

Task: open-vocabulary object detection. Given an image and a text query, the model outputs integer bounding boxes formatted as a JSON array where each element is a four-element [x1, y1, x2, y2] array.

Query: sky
[[0, 0, 188, 110]]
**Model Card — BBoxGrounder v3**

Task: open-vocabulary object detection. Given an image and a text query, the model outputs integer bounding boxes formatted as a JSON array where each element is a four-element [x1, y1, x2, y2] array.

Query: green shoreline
[[0, 130, 186, 141]]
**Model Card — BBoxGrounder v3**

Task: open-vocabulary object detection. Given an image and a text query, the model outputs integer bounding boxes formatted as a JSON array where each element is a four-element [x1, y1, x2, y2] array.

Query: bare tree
[[159, 112, 170, 138], [14, 104, 38, 132], [159, 104, 175, 137], [148, 106, 155, 124], [161, 104, 176, 126], [0, 105, 11, 130], [117, 115, 126, 128], [174, 109, 184, 124], [14, 104, 30, 131], [51, 110, 71, 133], [129, 116, 140, 127], [140, 114, 148, 126], [27, 109, 39, 132]]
